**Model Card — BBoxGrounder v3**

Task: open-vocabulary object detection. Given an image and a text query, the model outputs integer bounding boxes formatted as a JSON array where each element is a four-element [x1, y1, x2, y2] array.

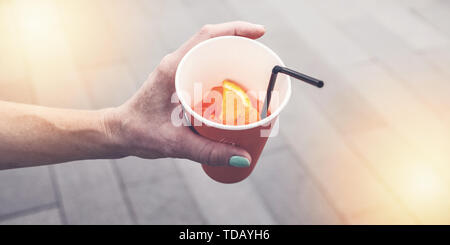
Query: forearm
[[0, 101, 124, 170]]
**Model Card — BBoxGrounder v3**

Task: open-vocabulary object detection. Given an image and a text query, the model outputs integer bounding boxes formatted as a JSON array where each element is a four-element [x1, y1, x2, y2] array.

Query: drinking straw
[[260, 65, 324, 119]]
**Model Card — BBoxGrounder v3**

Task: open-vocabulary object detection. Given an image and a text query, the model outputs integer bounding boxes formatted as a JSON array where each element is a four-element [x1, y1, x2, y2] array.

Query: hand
[[105, 21, 265, 167]]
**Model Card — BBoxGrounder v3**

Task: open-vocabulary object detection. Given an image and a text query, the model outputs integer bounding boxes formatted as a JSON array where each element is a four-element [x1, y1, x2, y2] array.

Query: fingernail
[[229, 156, 250, 168]]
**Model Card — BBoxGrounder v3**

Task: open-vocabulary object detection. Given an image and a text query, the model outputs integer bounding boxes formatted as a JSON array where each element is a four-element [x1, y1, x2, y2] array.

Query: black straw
[[260, 65, 324, 119]]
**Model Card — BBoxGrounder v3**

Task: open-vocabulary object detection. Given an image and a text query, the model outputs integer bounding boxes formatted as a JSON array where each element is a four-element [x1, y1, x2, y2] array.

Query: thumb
[[178, 129, 252, 168]]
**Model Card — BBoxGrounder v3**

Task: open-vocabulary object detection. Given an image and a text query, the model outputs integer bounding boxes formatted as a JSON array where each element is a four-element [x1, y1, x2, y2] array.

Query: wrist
[[99, 107, 129, 158]]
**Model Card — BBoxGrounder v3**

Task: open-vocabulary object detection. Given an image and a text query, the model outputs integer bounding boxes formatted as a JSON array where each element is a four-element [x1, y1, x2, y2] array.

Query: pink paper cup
[[175, 36, 291, 183]]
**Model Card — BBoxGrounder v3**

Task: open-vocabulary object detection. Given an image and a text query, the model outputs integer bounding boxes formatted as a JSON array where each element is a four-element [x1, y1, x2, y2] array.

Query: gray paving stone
[[0, 166, 55, 217], [140, 0, 198, 52], [412, 0, 450, 38], [116, 157, 204, 224], [251, 148, 342, 224], [115, 157, 177, 187], [98, 0, 166, 86], [54, 160, 132, 224], [127, 175, 205, 224], [181, 0, 239, 25], [280, 92, 407, 220], [261, 131, 288, 155], [340, 15, 450, 124], [348, 203, 416, 225], [127, 59, 160, 88], [82, 64, 137, 109], [174, 159, 276, 224], [0, 207, 61, 225]]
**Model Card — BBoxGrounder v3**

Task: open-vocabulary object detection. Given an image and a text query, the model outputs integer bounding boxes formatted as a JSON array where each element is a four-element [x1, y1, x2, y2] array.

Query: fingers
[[178, 128, 252, 168], [175, 21, 265, 60], [197, 21, 266, 40]]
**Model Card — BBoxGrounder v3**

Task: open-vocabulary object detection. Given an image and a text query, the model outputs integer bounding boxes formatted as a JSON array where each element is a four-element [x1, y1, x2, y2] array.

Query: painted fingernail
[[229, 156, 250, 168]]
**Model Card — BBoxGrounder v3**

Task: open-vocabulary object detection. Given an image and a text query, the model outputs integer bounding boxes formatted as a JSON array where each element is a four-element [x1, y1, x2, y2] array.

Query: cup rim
[[175, 36, 292, 130]]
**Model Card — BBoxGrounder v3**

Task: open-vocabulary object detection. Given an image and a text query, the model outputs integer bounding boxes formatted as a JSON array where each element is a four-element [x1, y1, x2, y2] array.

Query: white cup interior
[[175, 36, 291, 130]]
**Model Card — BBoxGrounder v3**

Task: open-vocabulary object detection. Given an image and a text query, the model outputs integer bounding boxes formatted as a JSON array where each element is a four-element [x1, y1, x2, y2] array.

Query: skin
[[0, 21, 265, 171]]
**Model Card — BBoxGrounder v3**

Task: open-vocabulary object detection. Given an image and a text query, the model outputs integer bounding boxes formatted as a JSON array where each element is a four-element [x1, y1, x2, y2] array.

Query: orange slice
[[221, 80, 260, 125]]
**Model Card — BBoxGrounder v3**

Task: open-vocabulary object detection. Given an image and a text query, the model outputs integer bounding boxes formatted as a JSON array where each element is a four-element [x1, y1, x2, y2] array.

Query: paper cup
[[175, 36, 291, 183]]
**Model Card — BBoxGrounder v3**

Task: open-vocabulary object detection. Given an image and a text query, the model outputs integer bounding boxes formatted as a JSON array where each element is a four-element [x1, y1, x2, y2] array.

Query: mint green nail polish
[[229, 156, 250, 168]]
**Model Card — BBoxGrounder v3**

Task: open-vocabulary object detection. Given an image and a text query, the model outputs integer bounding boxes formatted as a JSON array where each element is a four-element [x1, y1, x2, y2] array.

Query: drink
[[193, 79, 269, 126]]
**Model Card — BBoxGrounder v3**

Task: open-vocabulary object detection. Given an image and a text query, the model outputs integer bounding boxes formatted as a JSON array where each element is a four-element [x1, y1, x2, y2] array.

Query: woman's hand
[[106, 21, 265, 167]]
